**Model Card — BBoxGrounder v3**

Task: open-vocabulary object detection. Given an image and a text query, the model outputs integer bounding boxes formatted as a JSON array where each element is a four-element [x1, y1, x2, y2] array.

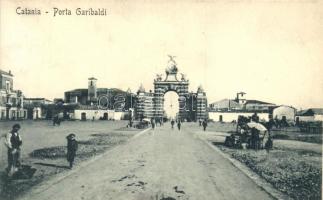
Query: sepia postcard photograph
[[0, 0, 322, 199]]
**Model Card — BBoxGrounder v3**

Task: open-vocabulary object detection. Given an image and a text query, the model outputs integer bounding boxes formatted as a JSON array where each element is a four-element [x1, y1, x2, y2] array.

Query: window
[[6, 81, 10, 92]]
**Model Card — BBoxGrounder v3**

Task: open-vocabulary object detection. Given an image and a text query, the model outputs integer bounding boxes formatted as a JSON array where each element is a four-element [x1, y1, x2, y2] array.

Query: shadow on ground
[[34, 162, 69, 169]]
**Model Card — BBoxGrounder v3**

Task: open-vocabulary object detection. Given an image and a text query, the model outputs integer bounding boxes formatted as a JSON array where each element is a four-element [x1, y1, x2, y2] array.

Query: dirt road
[[18, 124, 273, 200]]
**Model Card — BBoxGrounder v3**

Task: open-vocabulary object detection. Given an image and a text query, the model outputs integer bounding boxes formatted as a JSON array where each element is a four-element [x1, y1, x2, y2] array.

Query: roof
[[197, 85, 204, 93], [65, 88, 127, 94], [211, 99, 275, 106], [24, 98, 52, 102], [311, 108, 323, 115], [297, 108, 323, 116], [65, 88, 88, 93], [0, 69, 13, 76], [97, 88, 126, 93], [245, 100, 275, 105], [210, 99, 239, 106], [138, 84, 145, 93], [88, 77, 97, 80]]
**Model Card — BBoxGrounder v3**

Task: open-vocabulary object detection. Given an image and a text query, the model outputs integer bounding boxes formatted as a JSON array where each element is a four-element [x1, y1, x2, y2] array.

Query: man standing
[[151, 119, 155, 129], [177, 120, 181, 131], [171, 119, 175, 129], [202, 119, 208, 131], [5, 124, 22, 176], [66, 133, 78, 169]]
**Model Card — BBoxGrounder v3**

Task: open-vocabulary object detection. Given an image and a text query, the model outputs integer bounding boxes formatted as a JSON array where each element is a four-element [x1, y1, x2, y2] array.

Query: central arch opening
[[164, 91, 179, 119]]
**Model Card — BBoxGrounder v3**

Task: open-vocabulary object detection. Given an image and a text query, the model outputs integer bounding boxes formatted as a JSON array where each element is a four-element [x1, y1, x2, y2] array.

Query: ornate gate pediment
[[135, 56, 207, 121]]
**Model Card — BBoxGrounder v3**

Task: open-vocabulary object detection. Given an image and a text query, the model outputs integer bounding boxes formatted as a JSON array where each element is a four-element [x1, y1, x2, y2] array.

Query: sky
[[1, 0, 323, 110]]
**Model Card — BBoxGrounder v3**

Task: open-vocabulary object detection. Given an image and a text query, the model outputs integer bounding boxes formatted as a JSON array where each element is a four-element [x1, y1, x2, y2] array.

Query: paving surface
[[18, 124, 273, 200]]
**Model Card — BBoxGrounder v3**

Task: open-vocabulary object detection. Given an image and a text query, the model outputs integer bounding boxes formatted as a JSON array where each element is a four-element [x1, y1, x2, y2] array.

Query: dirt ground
[[16, 123, 273, 200], [1, 121, 321, 200], [200, 122, 322, 200], [0, 120, 140, 200]]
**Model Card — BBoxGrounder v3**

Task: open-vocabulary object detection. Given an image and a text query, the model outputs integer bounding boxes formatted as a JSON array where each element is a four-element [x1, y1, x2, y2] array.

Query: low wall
[[73, 110, 127, 120], [209, 112, 269, 122], [297, 115, 323, 122]]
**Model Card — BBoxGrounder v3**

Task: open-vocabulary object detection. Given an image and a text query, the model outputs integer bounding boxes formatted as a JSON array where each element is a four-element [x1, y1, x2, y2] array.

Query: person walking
[[202, 119, 208, 131], [5, 124, 22, 176], [66, 133, 78, 169], [177, 120, 181, 131], [171, 119, 175, 129]]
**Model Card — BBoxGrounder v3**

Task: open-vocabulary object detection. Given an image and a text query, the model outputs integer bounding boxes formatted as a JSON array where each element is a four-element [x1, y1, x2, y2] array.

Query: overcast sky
[[1, 0, 322, 110]]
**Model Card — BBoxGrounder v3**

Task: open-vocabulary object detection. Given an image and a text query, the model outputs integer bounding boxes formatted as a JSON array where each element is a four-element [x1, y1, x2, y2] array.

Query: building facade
[[296, 108, 323, 122], [135, 85, 155, 120], [273, 105, 296, 122], [64, 78, 135, 111], [23, 98, 53, 119], [208, 92, 277, 122], [209, 92, 276, 112], [0, 70, 26, 120]]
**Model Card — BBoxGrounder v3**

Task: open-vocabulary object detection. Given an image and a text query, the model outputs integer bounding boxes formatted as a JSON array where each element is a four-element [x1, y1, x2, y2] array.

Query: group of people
[[170, 119, 181, 130], [149, 117, 208, 132], [4, 124, 78, 177], [150, 118, 164, 129]]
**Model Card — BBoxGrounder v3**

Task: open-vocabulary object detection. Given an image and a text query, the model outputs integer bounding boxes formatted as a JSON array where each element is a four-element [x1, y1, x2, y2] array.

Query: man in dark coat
[[171, 119, 175, 129], [66, 133, 78, 169], [5, 124, 22, 176], [202, 119, 207, 131], [177, 120, 181, 131]]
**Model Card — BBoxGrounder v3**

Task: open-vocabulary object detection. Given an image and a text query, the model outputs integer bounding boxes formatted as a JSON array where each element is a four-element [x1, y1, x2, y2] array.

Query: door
[[81, 112, 87, 121], [103, 113, 108, 120]]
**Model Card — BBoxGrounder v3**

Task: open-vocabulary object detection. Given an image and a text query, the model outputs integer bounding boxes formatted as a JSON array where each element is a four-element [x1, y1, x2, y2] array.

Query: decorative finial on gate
[[166, 55, 178, 75]]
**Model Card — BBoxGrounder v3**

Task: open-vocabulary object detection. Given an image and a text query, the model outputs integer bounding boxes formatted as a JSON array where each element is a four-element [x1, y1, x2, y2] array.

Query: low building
[[296, 108, 323, 122], [64, 77, 134, 111], [209, 92, 276, 112], [208, 92, 276, 122], [273, 105, 296, 122], [209, 99, 242, 111], [209, 112, 270, 123], [73, 109, 127, 120], [23, 98, 53, 119], [0, 70, 27, 120], [244, 100, 276, 112]]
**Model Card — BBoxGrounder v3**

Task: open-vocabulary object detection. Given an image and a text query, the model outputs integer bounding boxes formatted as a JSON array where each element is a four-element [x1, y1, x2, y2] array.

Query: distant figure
[[177, 120, 181, 131], [250, 128, 260, 150], [53, 116, 60, 126], [5, 124, 22, 176], [265, 135, 273, 153], [171, 119, 175, 129], [251, 112, 259, 123], [66, 134, 78, 169], [152, 121, 155, 129], [202, 120, 208, 131], [199, 119, 202, 126]]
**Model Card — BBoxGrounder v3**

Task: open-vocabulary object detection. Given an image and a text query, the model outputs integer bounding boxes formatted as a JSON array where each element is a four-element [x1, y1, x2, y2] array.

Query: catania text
[[16, 7, 107, 16]]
